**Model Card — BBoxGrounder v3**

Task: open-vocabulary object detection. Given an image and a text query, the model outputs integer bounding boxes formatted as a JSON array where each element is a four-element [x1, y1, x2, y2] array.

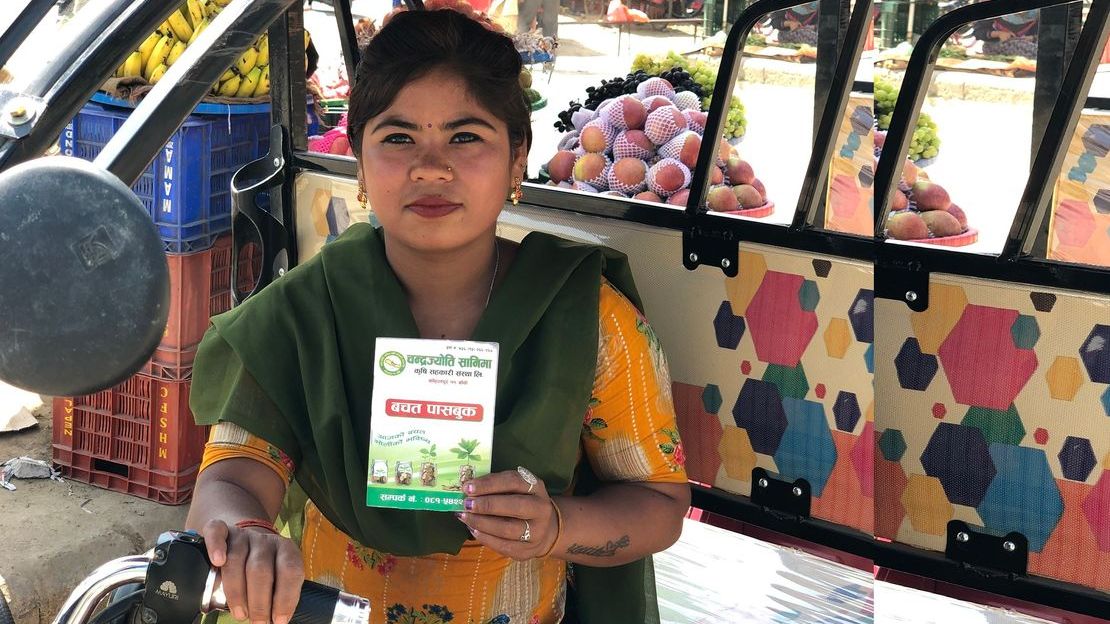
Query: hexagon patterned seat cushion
[[875, 275, 1110, 592], [673, 244, 876, 535]]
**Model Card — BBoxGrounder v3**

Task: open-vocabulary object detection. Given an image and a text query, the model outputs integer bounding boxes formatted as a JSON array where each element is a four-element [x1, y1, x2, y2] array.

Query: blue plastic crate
[[60, 100, 270, 253]]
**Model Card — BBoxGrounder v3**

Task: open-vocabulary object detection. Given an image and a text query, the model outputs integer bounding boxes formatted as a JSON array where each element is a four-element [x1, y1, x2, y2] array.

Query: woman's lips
[[406, 198, 462, 218]]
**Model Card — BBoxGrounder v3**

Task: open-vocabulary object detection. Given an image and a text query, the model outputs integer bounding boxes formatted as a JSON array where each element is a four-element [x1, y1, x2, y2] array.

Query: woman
[[772, 1, 818, 46], [973, 10, 1039, 58], [186, 7, 689, 624]]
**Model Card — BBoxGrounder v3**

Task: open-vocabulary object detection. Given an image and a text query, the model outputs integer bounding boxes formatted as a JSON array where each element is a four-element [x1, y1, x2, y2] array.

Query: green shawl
[[191, 223, 659, 623]]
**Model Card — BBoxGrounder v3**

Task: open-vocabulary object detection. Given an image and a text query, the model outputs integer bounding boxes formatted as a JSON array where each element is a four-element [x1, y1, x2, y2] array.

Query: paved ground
[[0, 395, 188, 624]]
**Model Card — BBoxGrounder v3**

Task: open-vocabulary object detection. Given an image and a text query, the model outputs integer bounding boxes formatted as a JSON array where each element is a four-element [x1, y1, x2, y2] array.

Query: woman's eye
[[451, 133, 481, 144], [383, 134, 412, 144]]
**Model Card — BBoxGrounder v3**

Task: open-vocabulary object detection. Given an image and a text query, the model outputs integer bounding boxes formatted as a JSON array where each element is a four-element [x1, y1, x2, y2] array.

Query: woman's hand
[[456, 467, 560, 561], [200, 519, 305, 624]]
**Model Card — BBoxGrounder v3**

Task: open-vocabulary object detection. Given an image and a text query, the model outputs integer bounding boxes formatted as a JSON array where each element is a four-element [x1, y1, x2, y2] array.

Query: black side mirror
[[0, 156, 169, 396]]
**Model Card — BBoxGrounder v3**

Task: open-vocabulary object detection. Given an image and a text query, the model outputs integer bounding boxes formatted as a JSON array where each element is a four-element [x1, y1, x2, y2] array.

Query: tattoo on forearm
[[566, 535, 631, 557]]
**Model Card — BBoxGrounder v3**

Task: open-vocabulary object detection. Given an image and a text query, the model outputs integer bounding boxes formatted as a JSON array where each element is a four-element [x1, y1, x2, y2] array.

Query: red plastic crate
[[51, 448, 200, 505], [140, 236, 263, 382], [137, 235, 232, 381], [52, 375, 208, 505]]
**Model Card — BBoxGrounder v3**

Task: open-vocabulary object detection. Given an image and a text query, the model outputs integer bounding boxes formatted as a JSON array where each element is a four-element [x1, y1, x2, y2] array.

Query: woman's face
[[359, 68, 527, 254]]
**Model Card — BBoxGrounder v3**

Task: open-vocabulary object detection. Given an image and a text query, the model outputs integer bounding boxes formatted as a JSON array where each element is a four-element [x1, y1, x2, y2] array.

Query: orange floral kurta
[[199, 281, 687, 624]]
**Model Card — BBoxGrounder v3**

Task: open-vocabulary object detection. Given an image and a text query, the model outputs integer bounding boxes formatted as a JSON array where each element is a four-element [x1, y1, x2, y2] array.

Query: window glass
[[875, 2, 1054, 254]]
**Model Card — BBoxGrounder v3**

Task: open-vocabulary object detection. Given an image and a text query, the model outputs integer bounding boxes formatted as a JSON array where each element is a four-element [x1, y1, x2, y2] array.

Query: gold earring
[[357, 184, 367, 209], [510, 179, 523, 206]]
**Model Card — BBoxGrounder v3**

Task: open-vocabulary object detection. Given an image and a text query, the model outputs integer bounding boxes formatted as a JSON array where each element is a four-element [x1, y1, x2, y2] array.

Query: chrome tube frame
[[50, 555, 150, 624]]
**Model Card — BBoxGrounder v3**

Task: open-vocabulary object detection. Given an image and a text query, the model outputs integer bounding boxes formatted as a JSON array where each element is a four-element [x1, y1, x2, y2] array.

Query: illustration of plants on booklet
[[450, 439, 483, 486]]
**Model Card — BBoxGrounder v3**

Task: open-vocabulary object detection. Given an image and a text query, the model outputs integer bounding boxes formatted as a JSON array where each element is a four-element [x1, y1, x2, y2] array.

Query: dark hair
[[346, 10, 531, 163]]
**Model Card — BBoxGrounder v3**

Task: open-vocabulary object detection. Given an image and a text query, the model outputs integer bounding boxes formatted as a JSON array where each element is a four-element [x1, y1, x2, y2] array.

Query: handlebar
[[203, 571, 366, 624], [51, 532, 369, 624]]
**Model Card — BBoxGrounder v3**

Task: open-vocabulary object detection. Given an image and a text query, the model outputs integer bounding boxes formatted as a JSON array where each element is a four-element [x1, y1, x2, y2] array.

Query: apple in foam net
[[330, 135, 351, 156], [573, 153, 607, 184], [667, 189, 690, 206], [636, 76, 676, 99], [648, 158, 689, 196], [613, 129, 655, 160], [547, 150, 577, 183], [580, 125, 610, 154], [665, 131, 701, 170], [633, 190, 663, 203], [724, 139, 738, 159], [642, 95, 673, 114], [684, 110, 708, 132], [609, 157, 648, 190], [711, 166, 724, 185], [603, 95, 647, 131], [644, 106, 688, 146]]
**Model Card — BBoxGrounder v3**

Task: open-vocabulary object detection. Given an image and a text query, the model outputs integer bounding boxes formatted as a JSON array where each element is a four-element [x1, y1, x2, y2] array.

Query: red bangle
[[234, 519, 278, 534]]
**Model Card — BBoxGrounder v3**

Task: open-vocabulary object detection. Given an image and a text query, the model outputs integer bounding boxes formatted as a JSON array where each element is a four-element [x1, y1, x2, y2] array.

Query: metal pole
[[906, 0, 915, 42]]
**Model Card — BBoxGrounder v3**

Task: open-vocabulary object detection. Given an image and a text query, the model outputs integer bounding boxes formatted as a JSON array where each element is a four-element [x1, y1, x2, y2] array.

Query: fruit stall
[[541, 51, 772, 216]]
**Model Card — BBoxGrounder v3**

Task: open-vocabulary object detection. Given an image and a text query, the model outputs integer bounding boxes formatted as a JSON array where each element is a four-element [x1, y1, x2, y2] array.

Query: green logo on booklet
[[379, 351, 406, 376]]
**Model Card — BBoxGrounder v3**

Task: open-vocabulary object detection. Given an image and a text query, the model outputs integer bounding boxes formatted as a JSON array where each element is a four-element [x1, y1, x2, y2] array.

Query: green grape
[[876, 78, 942, 159]]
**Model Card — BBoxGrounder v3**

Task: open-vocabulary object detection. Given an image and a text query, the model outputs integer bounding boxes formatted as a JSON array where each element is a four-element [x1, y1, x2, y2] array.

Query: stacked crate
[[51, 101, 268, 504]]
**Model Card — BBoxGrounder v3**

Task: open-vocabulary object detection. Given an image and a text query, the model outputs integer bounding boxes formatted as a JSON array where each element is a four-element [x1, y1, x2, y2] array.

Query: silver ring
[[519, 519, 531, 542], [517, 466, 537, 494]]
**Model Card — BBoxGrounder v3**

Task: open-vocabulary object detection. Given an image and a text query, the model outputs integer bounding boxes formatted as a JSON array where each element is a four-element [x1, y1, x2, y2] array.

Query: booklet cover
[[366, 337, 499, 511]]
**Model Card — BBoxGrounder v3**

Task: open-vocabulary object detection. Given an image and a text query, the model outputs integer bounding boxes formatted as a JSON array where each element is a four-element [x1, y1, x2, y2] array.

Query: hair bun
[[383, 0, 508, 33]]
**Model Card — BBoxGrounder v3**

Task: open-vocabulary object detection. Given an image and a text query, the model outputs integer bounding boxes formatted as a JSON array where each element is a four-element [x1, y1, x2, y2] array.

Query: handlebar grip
[[290, 580, 338, 624], [292, 580, 369, 624]]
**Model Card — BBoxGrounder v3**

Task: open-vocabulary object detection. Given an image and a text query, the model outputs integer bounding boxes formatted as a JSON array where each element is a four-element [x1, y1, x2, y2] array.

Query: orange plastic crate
[[53, 375, 208, 505]]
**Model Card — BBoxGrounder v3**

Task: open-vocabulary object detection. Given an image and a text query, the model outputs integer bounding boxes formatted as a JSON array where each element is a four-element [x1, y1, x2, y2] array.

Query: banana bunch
[[212, 32, 271, 98], [114, 0, 273, 99]]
